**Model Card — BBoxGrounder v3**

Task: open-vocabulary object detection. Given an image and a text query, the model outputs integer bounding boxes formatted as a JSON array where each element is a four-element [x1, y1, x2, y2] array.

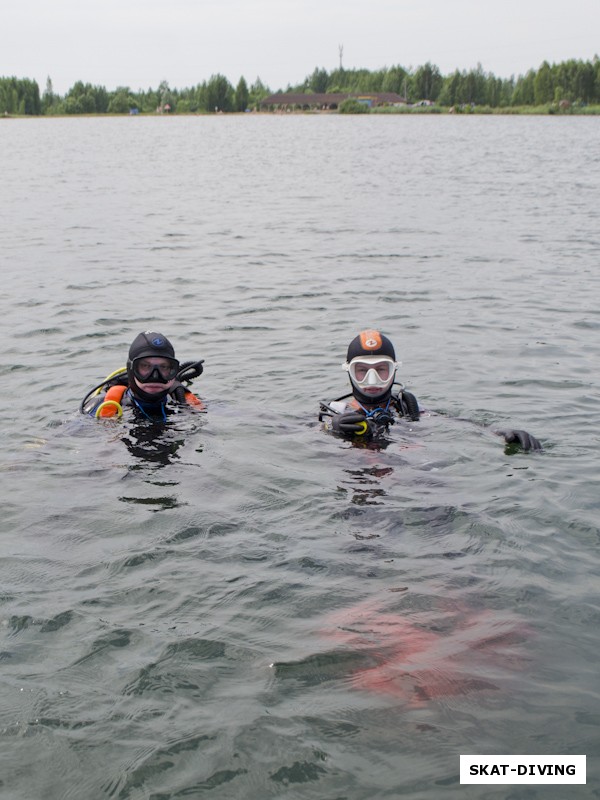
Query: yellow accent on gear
[[95, 400, 124, 419]]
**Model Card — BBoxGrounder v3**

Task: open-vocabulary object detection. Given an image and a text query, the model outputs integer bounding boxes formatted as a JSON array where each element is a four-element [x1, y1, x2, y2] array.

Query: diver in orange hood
[[320, 329, 541, 451]]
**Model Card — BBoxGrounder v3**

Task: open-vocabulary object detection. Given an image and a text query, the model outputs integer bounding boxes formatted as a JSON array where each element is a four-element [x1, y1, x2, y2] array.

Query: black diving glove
[[169, 381, 187, 404], [332, 411, 371, 436], [497, 429, 542, 452]]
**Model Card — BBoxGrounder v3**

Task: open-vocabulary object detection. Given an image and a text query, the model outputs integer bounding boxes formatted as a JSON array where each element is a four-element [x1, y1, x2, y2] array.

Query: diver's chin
[[134, 380, 173, 398], [136, 383, 169, 394]]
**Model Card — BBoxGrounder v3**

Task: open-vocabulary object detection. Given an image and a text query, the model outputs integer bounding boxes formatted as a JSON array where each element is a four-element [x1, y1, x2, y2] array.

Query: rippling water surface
[[1, 115, 599, 799]]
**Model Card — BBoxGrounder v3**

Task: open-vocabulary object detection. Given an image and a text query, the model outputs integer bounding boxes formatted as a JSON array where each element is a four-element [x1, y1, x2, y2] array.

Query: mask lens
[[133, 357, 179, 382], [350, 359, 393, 385]]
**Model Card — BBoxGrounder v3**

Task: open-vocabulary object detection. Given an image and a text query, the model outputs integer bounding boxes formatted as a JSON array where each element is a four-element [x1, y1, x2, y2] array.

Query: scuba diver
[[80, 331, 205, 422], [319, 329, 541, 451]]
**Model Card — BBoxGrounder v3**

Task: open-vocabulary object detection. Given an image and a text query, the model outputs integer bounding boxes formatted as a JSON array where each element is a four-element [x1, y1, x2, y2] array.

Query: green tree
[[206, 74, 233, 111], [381, 65, 408, 96], [63, 95, 84, 114], [42, 76, 56, 113], [356, 69, 385, 92], [574, 60, 595, 102], [326, 67, 346, 92], [108, 87, 137, 113], [63, 81, 108, 113], [235, 76, 249, 111], [555, 61, 574, 101], [456, 64, 488, 105], [309, 67, 329, 93], [534, 61, 553, 104], [594, 55, 600, 103], [0, 76, 40, 114], [248, 77, 270, 109], [499, 76, 515, 107], [512, 70, 535, 106], [157, 79, 174, 111], [140, 86, 161, 113], [193, 81, 208, 112], [438, 70, 461, 106], [413, 62, 442, 101], [21, 79, 41, 114], [0, 78, 17, 114]]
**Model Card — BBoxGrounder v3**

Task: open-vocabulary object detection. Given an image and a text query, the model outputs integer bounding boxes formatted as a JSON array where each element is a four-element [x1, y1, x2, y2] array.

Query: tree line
[[301, 58, 600, 108], [2, 57, 600, 116], [0, 75, 265, 116]]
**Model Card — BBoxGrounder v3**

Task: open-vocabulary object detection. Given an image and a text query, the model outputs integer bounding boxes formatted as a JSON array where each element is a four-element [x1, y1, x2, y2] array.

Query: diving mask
[[131, 356, 180, 384], [344, 356, 397, 392]]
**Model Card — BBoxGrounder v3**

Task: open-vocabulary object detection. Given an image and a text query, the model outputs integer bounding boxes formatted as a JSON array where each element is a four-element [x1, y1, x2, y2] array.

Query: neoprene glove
[[498, 429, 542, 451], [332, 411, 371, 436]]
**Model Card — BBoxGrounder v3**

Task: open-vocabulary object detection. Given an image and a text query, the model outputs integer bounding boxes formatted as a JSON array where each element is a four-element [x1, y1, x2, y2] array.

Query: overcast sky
[[4, 0, 599, 94]]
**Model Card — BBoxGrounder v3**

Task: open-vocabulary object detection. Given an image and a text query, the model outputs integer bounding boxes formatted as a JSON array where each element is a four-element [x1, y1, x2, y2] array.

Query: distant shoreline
[[3, 105, 600, 119]]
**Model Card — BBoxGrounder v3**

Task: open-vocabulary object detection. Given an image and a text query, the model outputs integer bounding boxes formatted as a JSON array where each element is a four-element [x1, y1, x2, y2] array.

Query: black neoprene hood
[[128, 331, 176, 362]]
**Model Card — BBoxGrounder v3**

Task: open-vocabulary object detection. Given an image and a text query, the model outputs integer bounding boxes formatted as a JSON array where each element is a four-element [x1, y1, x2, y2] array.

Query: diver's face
[[347, 357, 396, 398]]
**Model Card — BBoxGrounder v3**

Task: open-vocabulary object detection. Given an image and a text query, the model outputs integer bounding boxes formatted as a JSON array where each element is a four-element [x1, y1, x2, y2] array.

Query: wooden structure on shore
[[260, 92, 406, 111]]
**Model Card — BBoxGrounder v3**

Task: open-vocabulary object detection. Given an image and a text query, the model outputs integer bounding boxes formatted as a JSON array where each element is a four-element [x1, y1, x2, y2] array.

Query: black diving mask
[[131, 356, 180, 384]]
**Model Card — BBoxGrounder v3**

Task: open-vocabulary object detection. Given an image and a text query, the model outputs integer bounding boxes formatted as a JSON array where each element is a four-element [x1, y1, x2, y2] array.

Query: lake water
[[0, 114, 599, 799]]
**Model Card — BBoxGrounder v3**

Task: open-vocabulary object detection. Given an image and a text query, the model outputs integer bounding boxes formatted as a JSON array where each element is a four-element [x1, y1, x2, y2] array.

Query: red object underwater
[[320, 598, 531, 706]]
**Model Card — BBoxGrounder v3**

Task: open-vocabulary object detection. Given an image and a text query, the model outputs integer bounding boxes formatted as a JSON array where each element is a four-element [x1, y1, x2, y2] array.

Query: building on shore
[[259, 92, 407, 111]]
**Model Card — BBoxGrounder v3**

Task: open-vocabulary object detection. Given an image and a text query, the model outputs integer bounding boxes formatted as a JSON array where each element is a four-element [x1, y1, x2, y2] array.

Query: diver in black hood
[[81, 331, 205, 421], [320, 329, 541, 451]]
